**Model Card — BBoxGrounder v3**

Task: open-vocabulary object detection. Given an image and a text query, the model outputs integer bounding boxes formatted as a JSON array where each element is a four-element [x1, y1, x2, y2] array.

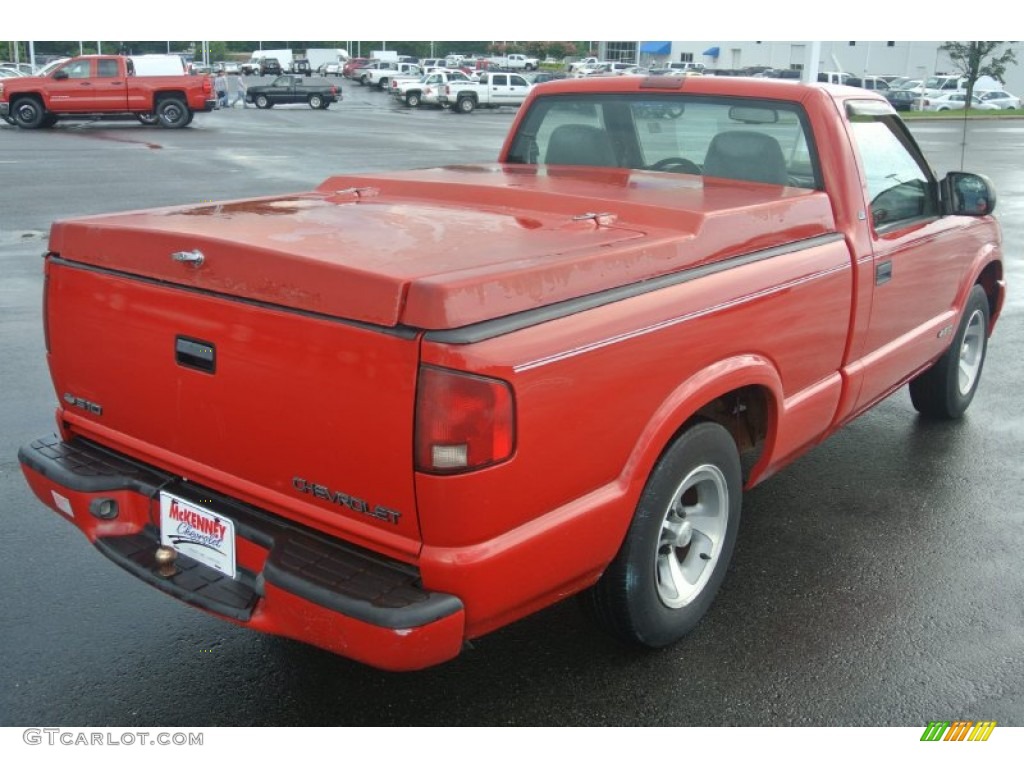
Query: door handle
[[176, 336, 216, 373], [876, 260, 893, 285]]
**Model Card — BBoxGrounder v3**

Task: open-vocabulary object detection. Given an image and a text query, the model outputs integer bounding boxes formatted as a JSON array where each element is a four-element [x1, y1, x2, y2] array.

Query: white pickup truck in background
[[356, 60, 421, 89], [393, 70, 477, 107], [489, 53, 539, 71], [440, 71, 532, 113], [569, 57, 601, 74]]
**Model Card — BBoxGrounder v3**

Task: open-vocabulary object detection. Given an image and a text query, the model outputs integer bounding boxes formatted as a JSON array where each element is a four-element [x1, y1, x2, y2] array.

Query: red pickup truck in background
[[0, 54, 216, 128], [18, 76, 1005, 670]]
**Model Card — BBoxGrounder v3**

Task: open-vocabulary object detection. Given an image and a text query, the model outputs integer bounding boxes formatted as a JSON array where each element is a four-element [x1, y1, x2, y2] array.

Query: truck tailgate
[[45, 256, 423, 557]]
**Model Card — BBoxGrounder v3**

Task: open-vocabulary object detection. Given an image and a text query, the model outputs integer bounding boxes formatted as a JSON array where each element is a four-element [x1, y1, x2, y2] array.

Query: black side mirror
[[53, 70, 68, 80], [942, 172, 997, 216]]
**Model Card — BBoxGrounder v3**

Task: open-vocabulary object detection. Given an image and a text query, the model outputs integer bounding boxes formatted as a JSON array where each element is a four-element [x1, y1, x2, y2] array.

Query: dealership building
[[596, 41, 1022, 94]]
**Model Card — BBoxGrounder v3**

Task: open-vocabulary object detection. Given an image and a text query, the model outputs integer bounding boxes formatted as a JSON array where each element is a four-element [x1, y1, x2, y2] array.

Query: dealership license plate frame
[[159, 492, 237, 578]]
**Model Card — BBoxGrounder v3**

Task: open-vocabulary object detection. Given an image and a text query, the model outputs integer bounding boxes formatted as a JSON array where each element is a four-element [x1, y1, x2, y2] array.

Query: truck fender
[[619, 354, 783, 500], [6, 89, 45, 110], [958, 239, 1005, 331]]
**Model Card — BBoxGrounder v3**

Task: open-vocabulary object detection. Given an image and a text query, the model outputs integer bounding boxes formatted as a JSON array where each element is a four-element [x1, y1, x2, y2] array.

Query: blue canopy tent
[[703, 46, 721, 58]]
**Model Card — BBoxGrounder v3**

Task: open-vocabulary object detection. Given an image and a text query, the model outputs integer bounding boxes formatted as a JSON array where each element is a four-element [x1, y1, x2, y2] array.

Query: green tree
[[940, 41, 1017, 107], [524, 41, 547, 59], [209, 41, 228, 64]]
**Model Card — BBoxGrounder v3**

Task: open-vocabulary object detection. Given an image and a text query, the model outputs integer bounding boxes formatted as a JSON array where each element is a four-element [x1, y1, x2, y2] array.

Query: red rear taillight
[[203, 77, 212, 94], [415, 366, 515, 474]]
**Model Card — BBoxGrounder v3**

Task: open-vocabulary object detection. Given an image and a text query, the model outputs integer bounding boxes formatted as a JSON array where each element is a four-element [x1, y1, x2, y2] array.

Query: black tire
[[136, 113, 159, 126], [457, 95, 476, 114], [360, 75, 370, 86], [156, 97, 189, 128], [581, 421, 742, 647], [12, 97, 45, 129], [377, 78, 388, 90], [404, 91, 421, 108], [909, 284, 990, 419], [254, 95, 270, 109], [308, 94, 324, 109]]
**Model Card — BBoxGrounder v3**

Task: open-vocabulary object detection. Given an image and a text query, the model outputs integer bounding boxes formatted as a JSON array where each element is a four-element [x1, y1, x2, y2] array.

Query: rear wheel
[[156, 97, 189, 128], [308, 94, 324, 109], [909, 284, 990, 419], [12, 97, 45, 129], [581, 421, 742, 647], [457, 95, 476, 114]]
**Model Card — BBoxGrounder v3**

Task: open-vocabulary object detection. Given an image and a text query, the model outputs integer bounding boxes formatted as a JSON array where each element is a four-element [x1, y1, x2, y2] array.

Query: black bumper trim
[[19, 436, 169, 495], [21, 436, 463, 630], [263, 532, 462, 629], [96, 528, 259, 621]]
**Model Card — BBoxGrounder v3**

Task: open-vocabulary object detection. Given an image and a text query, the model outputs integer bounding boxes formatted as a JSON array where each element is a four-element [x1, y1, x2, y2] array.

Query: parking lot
[[2, 88, 1023, 727]]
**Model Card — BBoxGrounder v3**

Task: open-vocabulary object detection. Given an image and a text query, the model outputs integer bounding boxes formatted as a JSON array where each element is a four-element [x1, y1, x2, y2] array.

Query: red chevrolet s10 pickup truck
[[0, 54, 216, 128], [19, 76, 1005, 670]]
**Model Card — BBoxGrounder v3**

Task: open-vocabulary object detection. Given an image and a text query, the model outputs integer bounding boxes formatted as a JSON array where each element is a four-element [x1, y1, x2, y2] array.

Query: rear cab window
[[506, 92, 821, 189]]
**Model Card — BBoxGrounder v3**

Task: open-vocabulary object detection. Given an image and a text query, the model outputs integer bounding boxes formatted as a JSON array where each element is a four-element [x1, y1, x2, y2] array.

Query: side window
[[60, 60, 92, 79], [848, 105, 937, 229], [97, 59, 119, 78], [492, 75, 507, 86], [511, 75, 528, 87]]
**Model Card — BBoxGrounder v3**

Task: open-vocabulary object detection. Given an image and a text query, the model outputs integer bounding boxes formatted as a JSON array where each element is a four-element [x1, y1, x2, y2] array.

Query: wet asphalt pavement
[[1, 89, 1022, 726]]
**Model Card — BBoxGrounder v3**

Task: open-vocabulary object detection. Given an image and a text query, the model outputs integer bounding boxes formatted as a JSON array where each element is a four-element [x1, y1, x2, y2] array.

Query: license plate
[[160, 493, 236, 578]]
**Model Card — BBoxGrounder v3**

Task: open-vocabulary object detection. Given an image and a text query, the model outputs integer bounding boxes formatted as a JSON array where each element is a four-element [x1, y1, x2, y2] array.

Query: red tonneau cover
[[49, 165, 835, 329]]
